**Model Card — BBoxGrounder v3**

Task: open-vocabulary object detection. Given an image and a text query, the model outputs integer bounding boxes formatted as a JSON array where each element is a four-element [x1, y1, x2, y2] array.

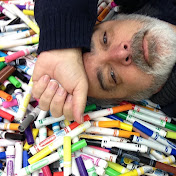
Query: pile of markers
[[0, 0, 175, 176]]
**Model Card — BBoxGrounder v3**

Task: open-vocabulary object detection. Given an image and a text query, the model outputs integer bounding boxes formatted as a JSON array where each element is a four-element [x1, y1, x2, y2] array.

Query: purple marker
[[6, 146, 15, 176], [75, 156, 88, 176], [24, 125, 34, 145]]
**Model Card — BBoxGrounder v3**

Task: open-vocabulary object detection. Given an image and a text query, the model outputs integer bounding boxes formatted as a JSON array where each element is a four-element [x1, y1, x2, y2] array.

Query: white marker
[[6, 146, 15, 176], [84, 159, 97, 176]]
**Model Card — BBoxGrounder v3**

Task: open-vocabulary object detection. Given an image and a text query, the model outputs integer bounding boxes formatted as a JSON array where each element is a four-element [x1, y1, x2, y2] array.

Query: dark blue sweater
[[34, 0, 176, 117]]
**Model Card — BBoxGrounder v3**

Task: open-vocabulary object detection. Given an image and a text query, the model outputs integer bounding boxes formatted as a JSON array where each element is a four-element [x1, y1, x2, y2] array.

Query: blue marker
[[23, 151, 30, 167], [133, 121, 176, 150], [106, 114, 123, 122], [0, 151, 6, 159]]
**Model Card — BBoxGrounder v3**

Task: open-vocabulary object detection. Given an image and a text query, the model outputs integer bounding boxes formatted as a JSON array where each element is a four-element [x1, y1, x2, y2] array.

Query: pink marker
[[2, 99, 18, 108], [5, 44, 38, 63], [89, 145, 110, 153]]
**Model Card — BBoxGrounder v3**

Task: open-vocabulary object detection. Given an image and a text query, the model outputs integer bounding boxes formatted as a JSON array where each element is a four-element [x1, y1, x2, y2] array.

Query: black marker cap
[[80, 138, 101, 147], [8, 17, 21, 25], [13, 70, 29, 83], [5, 84, 16, 95], [5, 132, 25, 141]]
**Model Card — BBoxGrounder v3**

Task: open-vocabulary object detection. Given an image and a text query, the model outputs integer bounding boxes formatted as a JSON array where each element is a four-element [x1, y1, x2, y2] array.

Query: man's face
[[83, 14, 176, 101]]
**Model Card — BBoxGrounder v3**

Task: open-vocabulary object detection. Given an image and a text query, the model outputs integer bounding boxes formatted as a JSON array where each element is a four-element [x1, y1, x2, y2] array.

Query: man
[[32, 0, 176, 123]]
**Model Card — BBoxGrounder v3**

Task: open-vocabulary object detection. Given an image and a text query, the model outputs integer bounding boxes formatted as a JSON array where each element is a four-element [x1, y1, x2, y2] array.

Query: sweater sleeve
[[34, 0, 98, 54]]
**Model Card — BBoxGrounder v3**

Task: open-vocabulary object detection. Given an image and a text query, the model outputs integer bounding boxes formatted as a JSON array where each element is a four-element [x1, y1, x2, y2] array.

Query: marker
[[85, 127, 140, 138], [34, 116, 65, 128], [14, 141, 23, 175], [0, 5, 16, 19], [29, 121, 79, 155], [16, 77, 33, 121], [77, 151, 108, 168], [141, 99, 161, 109], [81, 146, 118, 163], [28, 121, 91, 164], [84, 104, 96, 113], [84, 138, 148, 153], [98, 2, 107, 15], [107, 161, 129, 174], [79, 133, 129, 143], [128, 110, 176, 131], [166, 131, 176, 140], [0, 122, 19, 131], [36, 109, 48, 120], [91, 120, 133, 131], [131, 135, 176, 156], [150, 149, 166, 160], [117, 112, 167, 137], [0, 130, 25, 141], [18, 106, 40, 132], [131, 104, 172, 122], [0, 90, 12, 102], [84, 104, 133, 120], [6, 146, 15, 176], [118, 166, 155, 176], [16, 4, 34, 10], [2, 98, 18, 108], [18, 139, 87, 175], [63, 136, 72, 176], [13, 70, 29, 83], [9, 4, 40, 34], [133, 121, 176, 150], [75, 156, 88, 176], [105, 167, 121, 176], [0, 109, 14, 121], [71, 153, 80, 176], [8, 75, 21, 88], [84, 159, 97, 176], [0, 35, 39, 49]]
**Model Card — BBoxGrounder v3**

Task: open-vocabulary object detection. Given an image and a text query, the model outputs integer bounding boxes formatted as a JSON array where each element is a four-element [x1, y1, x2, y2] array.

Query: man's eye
[[103, 32, 107, 44], [110, 70, 116, 84]]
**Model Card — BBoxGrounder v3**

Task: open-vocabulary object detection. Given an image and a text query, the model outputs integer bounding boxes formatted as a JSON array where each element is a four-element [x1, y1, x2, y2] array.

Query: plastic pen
[[84, 138, 148, 153], [133, 121, 176, 150], [128, 110, 176, 131], [131, 135, 176, 156], [84, 104, 133, 120], [29, 121, 80, 155], [28, 121, 91, 164], [9, 4, 40, 34], [91, 120, 133, 131], [19, 139, 87, 175], [85, 126, 140, 138]]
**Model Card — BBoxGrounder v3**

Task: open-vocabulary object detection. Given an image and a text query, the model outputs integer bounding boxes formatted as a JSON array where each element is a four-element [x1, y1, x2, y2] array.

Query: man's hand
[[32, 48, 88, 123]]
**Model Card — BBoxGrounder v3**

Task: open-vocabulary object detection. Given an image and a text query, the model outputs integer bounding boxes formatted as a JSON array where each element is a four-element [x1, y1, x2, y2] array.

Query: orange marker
[[0, 122, 19, 131], [118, 130, 140, 138], [84, 104, 133, 120], [97, 3, 112, 21], [92, 120, 133, 131], [0, 90, 12, 101]]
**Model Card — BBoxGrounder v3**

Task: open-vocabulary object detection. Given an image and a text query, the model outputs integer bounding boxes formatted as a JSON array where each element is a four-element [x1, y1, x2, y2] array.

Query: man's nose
[[108, 41, 132, 66]]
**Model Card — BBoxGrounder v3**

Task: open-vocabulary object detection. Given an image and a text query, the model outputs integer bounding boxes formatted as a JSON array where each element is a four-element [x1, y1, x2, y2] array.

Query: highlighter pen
[[0, 35, 39, 49], [29, 121, 80, 155], [110, 147, 176, 174], [18, 106, 40, 132], [84, 104, 133, 120], [34, 116, 65, 128], [81, 146, 118, 163], [91, 120, 133, 131], [132, 104, 172, 122], [16, 77, 33, 121], [4, 44, 38, 63], [133, 121, 176, 150], [28, 121, 91, 164], [9, 4, 39, 34], [119, 165, 155, 176], [85, 126, 140, 138], [83, 138, 148, 153], [131, 135, 176, 156], [79, 133, 129, 143], [117, 112, 167, 137], [107, 161, 129, 174], [128, 110, 176, 131], [19, 139, 87, 175], [63, 136, 72, 176]]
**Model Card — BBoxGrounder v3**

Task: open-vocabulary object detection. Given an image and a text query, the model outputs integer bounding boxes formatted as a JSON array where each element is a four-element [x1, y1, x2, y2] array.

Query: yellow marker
[[23, 128, 39, 150], [10, 4, 40, 34], [123, 158, 133, 164], [166, 131, 176, 140], [92, 120, 133, 131], [108, 161, 129, 173], [0, 57, 5, 62], [23, 10, 34, 16], [0, 84, 6, 91], [64, 136, 72, 175], [64, 119, 70, 127], [119, 166, 155, 176]]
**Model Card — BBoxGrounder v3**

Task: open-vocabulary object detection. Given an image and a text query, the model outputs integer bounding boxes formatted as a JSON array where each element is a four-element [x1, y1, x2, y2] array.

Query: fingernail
[[49, 81, 58, 90], [66, 94, 72, 102], [57, 86, 65, 96], [43, 75, 49, 82]]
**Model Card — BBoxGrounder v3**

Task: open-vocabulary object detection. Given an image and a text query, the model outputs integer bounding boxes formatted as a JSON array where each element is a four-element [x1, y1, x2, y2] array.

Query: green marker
[[105, 167, 121, 176], [8, 75, 21, 88], [18, 139, 87, 175], [84, 104, 97, 113]]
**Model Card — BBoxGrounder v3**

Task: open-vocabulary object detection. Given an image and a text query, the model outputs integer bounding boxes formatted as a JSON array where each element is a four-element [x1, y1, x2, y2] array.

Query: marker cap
[[83, 138, 101, 147], [96, 166, 105, 176], [71, 139, 87, 153], [84, 104, 96, 113], [105, 167, 121, 176], [53, 172, 63, 176], [69, 122, 79, 130], [171, 148, 176, 156], [165, 122, 176, 132], [0, 62, 6, 71], [166, 131, 176, 140], [98, 159, 108, 168], [84, 115, 91, 121], [75, 156, 88, 175], [115, 112, 127, 120], [0, 152, 6, 159]]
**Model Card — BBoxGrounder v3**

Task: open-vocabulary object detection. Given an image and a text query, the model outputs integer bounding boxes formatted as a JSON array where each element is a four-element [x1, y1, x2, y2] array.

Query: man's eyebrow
[[97, 69, 109, 91]]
